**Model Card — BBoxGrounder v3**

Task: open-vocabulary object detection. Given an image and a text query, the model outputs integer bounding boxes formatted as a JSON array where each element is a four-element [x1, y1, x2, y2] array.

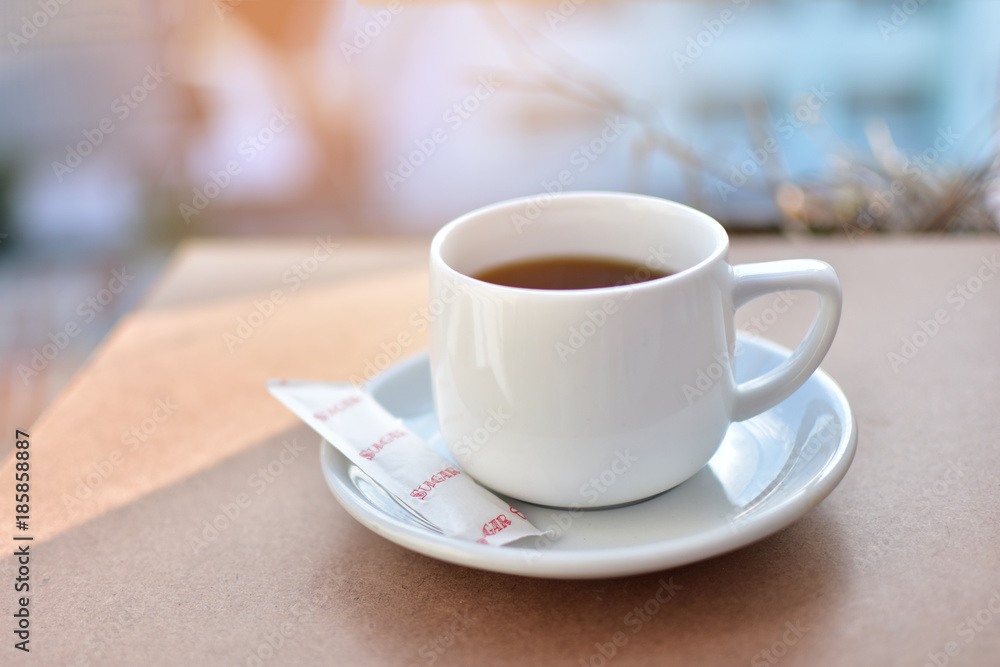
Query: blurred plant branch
[[482, 2, 999, 235]]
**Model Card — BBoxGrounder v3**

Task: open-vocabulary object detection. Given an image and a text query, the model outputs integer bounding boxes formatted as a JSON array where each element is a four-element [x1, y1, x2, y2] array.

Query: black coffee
[[473, 255, 672, 290]]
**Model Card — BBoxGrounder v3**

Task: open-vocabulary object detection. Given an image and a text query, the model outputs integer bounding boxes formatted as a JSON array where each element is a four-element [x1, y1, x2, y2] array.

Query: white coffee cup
[[429, 192, 841, 508]]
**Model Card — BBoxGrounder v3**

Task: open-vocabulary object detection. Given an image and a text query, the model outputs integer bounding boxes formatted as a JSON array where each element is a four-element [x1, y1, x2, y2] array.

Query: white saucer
[[320, 334, 857, 579]]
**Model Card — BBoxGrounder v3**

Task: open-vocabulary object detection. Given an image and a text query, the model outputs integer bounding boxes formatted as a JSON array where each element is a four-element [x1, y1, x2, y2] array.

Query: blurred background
[[2, 0, 999, 434]]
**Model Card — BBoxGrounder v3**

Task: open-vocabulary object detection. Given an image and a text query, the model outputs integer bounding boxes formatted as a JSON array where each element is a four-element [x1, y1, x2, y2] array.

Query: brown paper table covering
[[3, 236, 999, 666]]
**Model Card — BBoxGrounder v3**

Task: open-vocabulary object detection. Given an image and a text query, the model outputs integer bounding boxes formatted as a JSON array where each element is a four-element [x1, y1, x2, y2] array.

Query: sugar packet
[[267, 379, 546, 546]]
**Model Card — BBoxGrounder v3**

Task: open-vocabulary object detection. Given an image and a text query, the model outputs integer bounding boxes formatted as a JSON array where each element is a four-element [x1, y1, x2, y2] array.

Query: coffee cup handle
[[730, 260, 842, 422]]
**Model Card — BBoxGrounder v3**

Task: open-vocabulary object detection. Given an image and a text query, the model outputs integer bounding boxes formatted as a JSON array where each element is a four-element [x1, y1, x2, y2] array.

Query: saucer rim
[[320, 335, 857, 579]]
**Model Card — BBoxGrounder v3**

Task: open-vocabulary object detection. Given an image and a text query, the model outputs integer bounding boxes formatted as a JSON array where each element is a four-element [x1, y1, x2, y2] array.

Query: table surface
[[4, 235, 1000, 666]]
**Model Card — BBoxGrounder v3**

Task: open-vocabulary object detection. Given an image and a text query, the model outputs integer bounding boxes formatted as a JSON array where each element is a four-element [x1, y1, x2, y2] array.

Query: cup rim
[[430, 191, 730, 296]]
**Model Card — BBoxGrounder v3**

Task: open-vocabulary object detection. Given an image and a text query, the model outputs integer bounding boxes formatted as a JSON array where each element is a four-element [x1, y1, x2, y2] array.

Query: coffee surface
[[473, 255, 671, 290]]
